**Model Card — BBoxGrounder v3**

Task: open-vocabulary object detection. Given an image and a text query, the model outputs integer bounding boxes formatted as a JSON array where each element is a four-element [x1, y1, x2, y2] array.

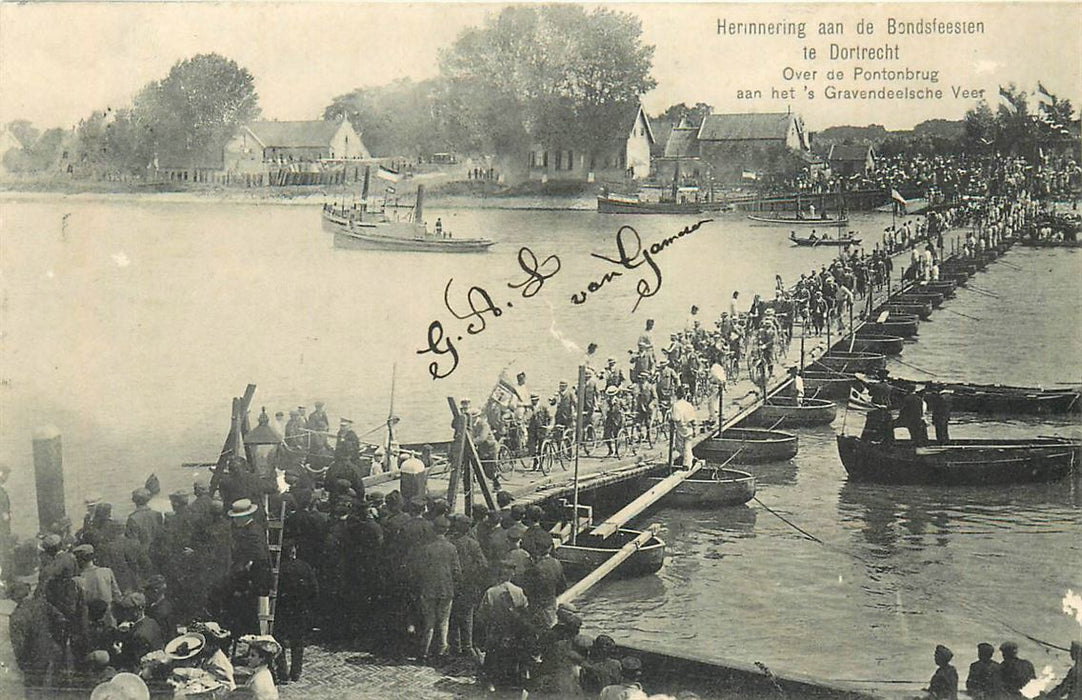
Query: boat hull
[[323, 210, 494, 253], [836, 435, 1081, 485], [878, 302, 933, 320], [859, 318, 919, 337], [693, 428, 799, 464], [837, 334, 904, 355], [598, 196, 729, 215], [555, 529, 666, 579], [742, 397, 837, 427], [750, 215, 849, 226], [812, 351, 887, 374], [894, 291, 944, 308], [642, 468, 756, 507], [800, 373, 855, 400], [790, 236, 861, 247], [888, 380, 1082, 415]]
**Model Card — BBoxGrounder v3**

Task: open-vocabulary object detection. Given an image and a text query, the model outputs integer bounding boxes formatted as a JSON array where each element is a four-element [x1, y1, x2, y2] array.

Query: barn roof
[[698, 112, 794, 141], [245, 120, 344, 148], [663, 126, 701, 158]]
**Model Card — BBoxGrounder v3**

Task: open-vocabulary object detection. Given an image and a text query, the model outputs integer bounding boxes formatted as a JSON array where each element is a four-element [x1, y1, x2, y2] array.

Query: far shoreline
[[0, 179, 599, 211]]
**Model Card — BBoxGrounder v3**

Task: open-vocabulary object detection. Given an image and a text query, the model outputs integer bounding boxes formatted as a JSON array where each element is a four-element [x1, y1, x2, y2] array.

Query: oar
[[996, 259, 1024, 271]]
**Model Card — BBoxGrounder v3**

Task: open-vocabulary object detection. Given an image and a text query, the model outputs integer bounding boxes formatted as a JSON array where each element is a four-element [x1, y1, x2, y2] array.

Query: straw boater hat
[[165, 633, 206, 661], [228, 499, 258, 518]]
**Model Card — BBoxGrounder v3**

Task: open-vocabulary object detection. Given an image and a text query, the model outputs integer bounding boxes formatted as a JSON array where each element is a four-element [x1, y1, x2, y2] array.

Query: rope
[[750, 494, 1071, 653], [939, 307, 983, 322], [891, 357, 940, 377]]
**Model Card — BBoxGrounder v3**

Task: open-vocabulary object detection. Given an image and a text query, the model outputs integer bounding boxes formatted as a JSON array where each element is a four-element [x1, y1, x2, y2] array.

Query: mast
[[361, 166, 371, 214], [386, 363, 398, 471], [414, 185, 425, 226]]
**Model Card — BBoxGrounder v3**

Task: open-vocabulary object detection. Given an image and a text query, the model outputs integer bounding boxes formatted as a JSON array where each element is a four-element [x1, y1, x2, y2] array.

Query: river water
[[1, 196, 1080, 692]]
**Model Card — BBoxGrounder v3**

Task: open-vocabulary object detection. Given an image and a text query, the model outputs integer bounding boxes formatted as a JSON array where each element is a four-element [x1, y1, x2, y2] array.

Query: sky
[[1, 2, 1080, 134]]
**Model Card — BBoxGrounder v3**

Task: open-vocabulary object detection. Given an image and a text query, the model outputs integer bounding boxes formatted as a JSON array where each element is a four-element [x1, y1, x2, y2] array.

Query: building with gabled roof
[[695, 111, 811, 182], [824, 143, 875, 176], [225, 117, 369, 173], [525, 101, 655, 182]]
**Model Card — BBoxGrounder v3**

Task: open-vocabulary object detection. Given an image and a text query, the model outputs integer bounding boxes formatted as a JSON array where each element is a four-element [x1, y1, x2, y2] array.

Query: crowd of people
[[6, 448, 719, 699], [923, 639, 1081, 700]]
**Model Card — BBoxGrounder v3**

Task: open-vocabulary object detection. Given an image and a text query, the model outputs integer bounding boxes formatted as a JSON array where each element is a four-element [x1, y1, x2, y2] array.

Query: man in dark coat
[[227, 498, 271, 636], [274, 540, 319, 683], [896, 387, 929, 445], [965, 642, 1002, 700], [449, 514, 488, 658], [410, 516, 461, 660], [114, 592, 163, 671], [126, 488, 164, 553], [518, 544, 566, 629], [9, 582, 64, 689], [928, 644, 959, 700], [144, 574, 175, 639], [520, 505, 553, 561], [999, 641, 1036, 698]]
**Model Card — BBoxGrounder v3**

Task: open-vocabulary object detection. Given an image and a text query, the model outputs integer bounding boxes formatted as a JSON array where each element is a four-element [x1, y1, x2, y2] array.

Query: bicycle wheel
[[540, 440, 556, 475], [581, 424, 596, 456], [620, 428, 637, 456], [496, 443, 516, 475]]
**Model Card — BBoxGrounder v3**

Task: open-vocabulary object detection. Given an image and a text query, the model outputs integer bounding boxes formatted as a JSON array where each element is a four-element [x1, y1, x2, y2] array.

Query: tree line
[[4, 54, 259, 177]]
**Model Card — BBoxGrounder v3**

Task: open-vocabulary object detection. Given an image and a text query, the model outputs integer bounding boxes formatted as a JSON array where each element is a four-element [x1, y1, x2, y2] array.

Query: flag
[[377, 165, 401, 182], [1036, 81, 1054, 105], [890, 188, 907, 206], [741, 170, 758, 181], [999, 86, 1017, 113]]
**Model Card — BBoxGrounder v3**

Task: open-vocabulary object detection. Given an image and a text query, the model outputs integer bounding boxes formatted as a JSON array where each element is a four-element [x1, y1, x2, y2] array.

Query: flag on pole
[[741, 170, 758, 181], [377, 165, 401, 182], [1036, 82, 1054, 105], [890, 188, 907, 206], [998, 86, 1017, 113]]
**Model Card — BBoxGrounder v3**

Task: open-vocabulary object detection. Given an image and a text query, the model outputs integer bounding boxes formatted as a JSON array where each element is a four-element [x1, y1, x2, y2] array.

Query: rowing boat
[[836, 434, 1081, 485], [893, 291, 944, 308], [836, 334, 904, 355], [811, 351, 887, 374], [750, 214, 849, 226], [799, 371, 857, 400], [741, 396, 838, 427], [858, 315, 919, 337], [641, 467, 756, 507], [555, 528, 667, 579], [693, 427, 799, 464], [789, 232, 860, 247], [886, 378, 1081, 414]]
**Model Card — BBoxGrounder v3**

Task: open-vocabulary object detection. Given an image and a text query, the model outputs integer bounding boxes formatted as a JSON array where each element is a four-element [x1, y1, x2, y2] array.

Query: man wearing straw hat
[[227, 499, 271, 637]]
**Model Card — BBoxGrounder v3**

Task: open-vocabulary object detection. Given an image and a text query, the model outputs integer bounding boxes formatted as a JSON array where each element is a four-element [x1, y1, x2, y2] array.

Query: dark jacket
[[410, 535, 461, 599], [275, 556, 319, 640], [966, 659, 1002, 700]]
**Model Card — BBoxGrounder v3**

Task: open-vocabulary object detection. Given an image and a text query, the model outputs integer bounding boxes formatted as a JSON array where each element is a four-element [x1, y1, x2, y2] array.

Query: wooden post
[[446, 397, 467, 510], [32, 425, 65, 532], [572, 365, 586, 545]]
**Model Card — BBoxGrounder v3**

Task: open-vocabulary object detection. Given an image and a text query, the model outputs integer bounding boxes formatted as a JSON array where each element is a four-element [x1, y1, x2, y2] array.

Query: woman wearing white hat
[[239, 635, 282, 700]]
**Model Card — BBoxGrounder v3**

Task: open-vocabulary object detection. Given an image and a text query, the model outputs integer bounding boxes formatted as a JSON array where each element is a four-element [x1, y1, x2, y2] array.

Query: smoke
[[1063, 589, 1082, 626], [1020, 665, 1056, 699], [546, 300, 581, 354]]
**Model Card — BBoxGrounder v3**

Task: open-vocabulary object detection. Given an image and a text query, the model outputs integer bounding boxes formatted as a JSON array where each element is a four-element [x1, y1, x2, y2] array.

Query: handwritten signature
[[573, 219, 712, 312], [418, 219, 712, 380], [417, 247, 560, 380]]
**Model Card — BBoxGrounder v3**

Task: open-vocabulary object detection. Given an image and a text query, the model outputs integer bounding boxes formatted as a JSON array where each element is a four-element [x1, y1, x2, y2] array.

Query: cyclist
[[603, 386, 625, 457], [633, 376, 656, 443], [527, 395, 553, 471], [554, 381, 575, 430], [655, 360, 676, 415]]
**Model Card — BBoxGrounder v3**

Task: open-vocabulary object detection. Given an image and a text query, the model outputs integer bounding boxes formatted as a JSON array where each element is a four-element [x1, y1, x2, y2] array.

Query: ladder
[[259, 495, 287, 635]]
